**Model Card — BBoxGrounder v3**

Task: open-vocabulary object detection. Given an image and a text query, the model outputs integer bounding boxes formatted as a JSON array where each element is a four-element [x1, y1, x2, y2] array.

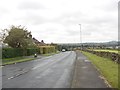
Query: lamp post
[[79, 24, 82, 50]]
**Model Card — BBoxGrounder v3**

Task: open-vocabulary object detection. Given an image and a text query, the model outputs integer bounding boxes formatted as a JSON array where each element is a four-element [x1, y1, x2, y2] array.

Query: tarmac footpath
[[71, 50, 110, 88]]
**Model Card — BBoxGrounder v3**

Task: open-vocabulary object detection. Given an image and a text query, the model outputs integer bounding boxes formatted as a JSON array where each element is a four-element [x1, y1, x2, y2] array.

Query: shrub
[[27, 48, 40, 56], [2, 46, 56, 59], [2, 48, 24, 58], [39, 46, 56, 54]]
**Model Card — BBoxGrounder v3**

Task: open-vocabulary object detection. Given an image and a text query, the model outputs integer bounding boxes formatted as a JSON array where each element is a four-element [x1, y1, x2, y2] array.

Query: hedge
[[2, 48, 40, 59], [2, 46, 56, 59], [27, 48, 40, 56], [39, 46, 56, 54], [2, 48, 24, 58]]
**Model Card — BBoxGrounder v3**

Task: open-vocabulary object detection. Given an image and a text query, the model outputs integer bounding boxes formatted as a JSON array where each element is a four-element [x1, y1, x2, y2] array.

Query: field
[[82, 51, 119, 88], [92, 49, 118, 54]]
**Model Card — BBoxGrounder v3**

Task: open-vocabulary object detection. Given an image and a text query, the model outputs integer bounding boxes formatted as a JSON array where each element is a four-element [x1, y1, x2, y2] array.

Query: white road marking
[[8, 77, 14, 80], [7, 70, 30, 80], [84, 60, 91, 62], [81, 66, 88, 69], [0, 66, 4, 68], [32, 66, 41, 70]]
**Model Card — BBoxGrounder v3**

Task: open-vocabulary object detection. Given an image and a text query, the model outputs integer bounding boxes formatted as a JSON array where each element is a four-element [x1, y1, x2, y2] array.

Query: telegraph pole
[[79, 24, 82, 50]]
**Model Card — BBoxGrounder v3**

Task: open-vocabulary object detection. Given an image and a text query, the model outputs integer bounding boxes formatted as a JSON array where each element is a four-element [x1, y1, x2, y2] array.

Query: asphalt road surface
[[2, 51, 76, 88], [72, 51, 109, 88]]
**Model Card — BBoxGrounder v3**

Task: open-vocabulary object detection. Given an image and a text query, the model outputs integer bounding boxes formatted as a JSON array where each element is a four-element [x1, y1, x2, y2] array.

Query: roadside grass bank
[[2, 52, 60, 66], [2, 57, 35, 65], [82, 51, 118, 88]]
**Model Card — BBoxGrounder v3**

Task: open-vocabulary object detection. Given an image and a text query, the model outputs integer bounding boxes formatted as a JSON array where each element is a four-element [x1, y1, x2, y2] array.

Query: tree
[[0, 29, 9, 43], [3, 25, 34, 48], [41, 40, 44, 43]]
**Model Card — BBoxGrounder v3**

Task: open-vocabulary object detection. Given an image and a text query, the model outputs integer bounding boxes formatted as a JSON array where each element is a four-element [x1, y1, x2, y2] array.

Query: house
[[32, 38, 46, 46]]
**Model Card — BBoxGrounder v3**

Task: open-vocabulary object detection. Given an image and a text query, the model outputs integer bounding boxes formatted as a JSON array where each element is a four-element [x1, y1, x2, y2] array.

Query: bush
[[39, 46, 56, 54], [2, 48, 24, 58], [27, 48, 40, 56], [2, 46, 56, 59]]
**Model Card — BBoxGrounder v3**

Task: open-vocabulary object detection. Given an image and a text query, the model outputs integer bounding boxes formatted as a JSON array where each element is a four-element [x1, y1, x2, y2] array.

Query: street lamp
[[79, 24, 82, 50]]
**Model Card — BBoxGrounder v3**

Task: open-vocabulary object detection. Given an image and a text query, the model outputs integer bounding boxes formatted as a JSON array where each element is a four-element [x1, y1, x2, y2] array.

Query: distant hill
[[57, 41, 119, 47]]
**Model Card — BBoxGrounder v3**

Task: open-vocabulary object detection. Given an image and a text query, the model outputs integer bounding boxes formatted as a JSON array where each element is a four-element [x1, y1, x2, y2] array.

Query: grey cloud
[[0, 0, 118, 43], [43, 10, 117, 42], [53, 12, 84, 25], [18, 13, 47, 25], [64, 27, 92, 38], [66, 30, 79, 36], [0, 8, 9, 17], [100, 0, 118, 12], [65, 29, 80, 36], [18, 1, 45, 10]]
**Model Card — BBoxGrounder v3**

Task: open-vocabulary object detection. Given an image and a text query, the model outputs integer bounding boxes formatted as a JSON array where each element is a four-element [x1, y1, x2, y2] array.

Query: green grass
[[92, 49, 118, 54], [2, 52, 60, 65], [82, 51, 119, 88], [3, 56, 25, 61], [2, 57, 35, 65]]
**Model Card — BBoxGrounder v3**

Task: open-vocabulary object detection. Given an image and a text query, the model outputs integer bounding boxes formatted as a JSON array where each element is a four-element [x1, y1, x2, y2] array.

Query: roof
[[32, 38, 46, 46]]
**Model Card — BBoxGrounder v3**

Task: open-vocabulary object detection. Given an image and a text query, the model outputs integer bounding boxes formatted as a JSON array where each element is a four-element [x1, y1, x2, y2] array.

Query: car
[[62, 49, 66, 52]]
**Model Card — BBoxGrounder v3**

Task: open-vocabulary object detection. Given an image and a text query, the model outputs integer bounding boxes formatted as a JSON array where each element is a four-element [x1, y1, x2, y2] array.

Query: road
[[2, 51, 109, 88], [2, 51, 76, 88]]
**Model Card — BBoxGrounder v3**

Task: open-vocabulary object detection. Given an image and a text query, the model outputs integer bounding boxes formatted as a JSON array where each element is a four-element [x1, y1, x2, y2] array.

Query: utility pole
[[79, 24, 82, 50]]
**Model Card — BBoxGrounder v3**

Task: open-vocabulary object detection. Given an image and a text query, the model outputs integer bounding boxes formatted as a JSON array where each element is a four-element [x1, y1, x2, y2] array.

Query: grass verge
[[2, 52, 60, 66], [82, 51, 118, 88], [2, 57, 35, 65]]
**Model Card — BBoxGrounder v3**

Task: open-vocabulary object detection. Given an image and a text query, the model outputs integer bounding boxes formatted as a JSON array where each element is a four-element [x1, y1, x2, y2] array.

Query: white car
[[62, 49, 66, 52]]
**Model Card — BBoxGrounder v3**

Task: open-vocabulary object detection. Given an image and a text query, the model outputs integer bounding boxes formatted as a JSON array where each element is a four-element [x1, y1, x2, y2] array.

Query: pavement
[[2, 51, 76, 88], [71, 51, 109, 88]]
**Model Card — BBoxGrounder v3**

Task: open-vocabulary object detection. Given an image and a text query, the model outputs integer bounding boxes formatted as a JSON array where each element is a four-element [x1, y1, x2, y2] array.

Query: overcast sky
[[0, 0, 119, 43]]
